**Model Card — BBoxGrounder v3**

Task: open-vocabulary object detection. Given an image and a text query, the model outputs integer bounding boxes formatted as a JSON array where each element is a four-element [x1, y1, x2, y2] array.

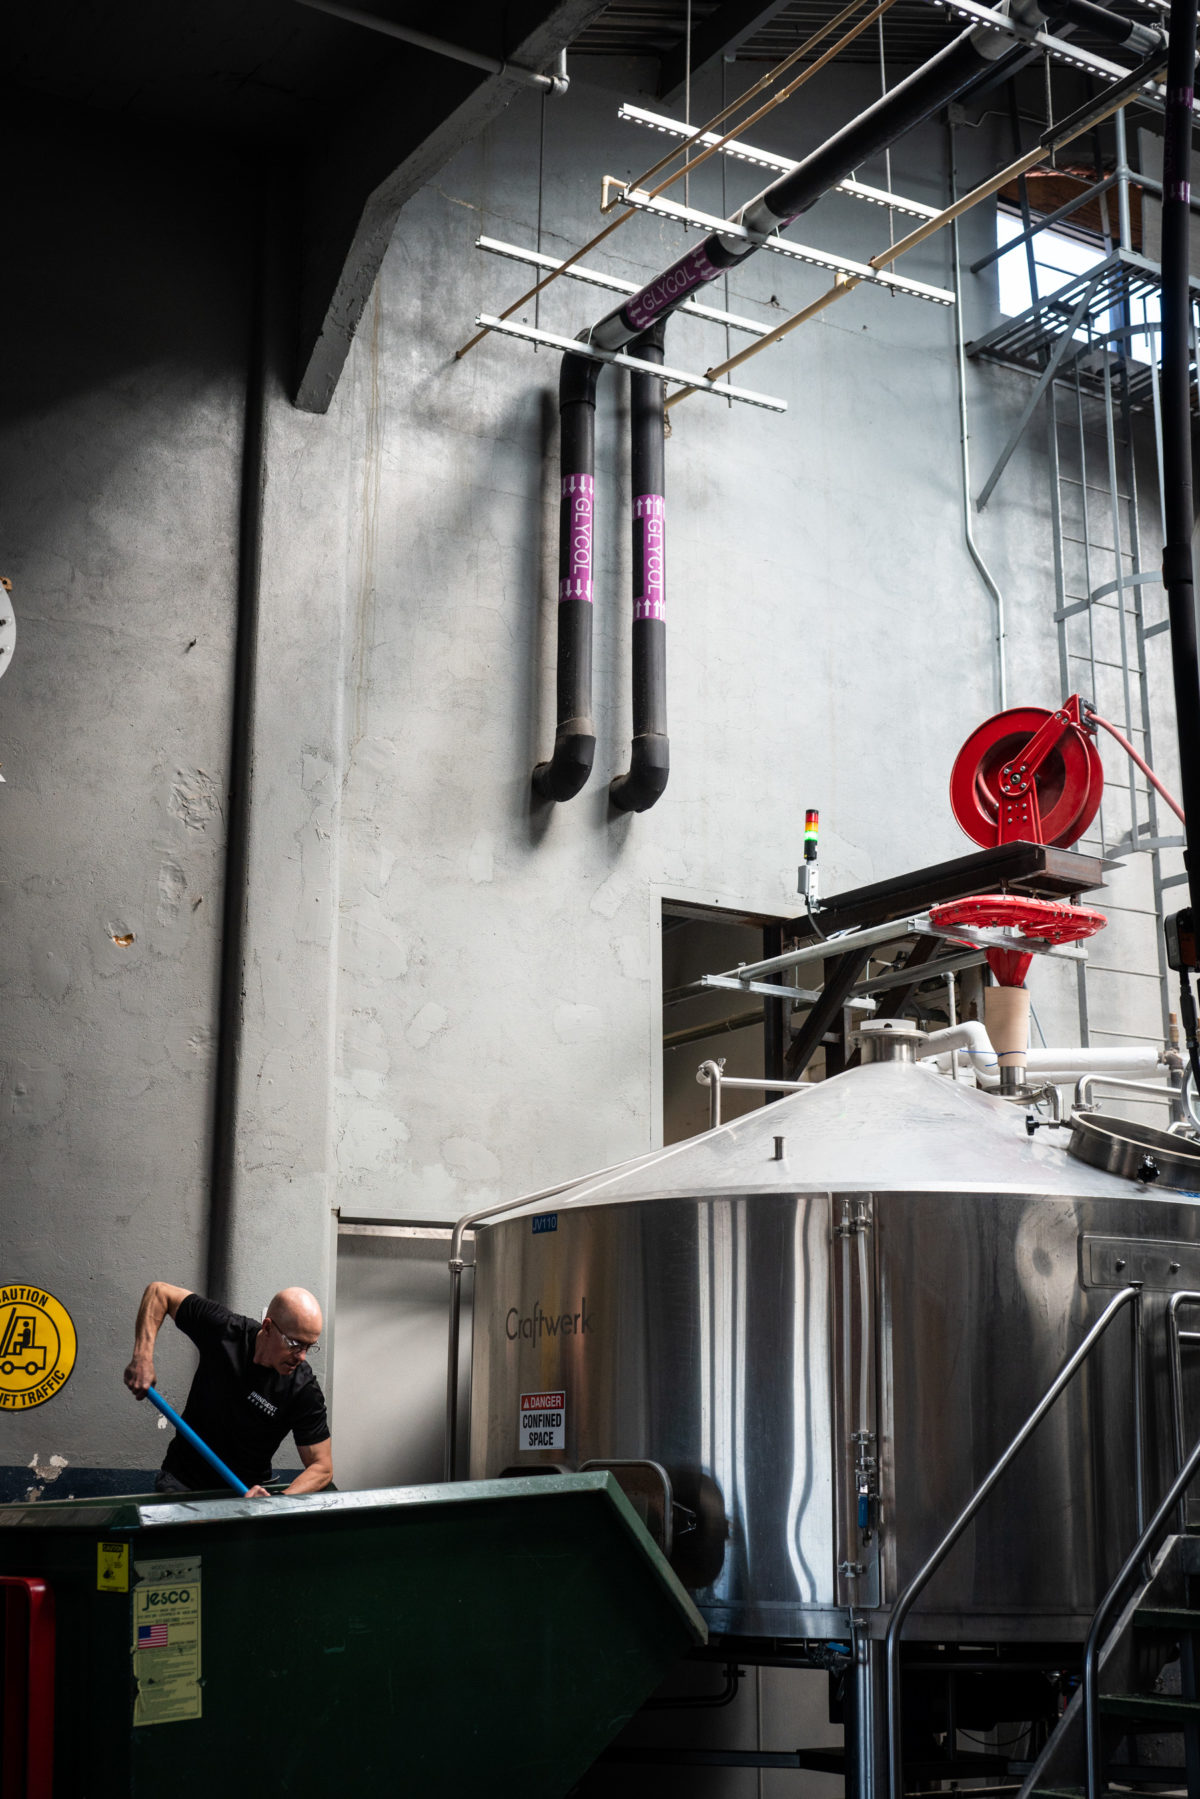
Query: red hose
[[1086, 710, 1186, 826]]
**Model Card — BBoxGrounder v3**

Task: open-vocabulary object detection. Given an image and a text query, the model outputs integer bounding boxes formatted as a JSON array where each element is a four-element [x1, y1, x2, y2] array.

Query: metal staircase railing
[[885, 1283, 1147, 1799], [1082, 1425, 1200, 1797]]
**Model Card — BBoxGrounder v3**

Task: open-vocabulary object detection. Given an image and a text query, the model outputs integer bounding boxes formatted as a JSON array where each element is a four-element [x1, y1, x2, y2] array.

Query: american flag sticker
[[138, 1622, 168, 1647]]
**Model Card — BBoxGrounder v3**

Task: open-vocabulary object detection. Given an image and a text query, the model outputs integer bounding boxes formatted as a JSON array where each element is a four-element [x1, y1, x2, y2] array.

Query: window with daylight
[[995, 205, 1159, 363]]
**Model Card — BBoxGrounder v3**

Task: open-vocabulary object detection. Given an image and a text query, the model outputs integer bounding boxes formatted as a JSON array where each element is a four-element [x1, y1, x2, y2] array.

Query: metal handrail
[[1167, 1289, 1200, 1515], [885, 1285, 1145, 1799], [1084, 1424, 1200, 1799]]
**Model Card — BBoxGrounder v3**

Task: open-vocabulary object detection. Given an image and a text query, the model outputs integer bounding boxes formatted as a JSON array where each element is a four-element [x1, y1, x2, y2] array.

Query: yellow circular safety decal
[[0, 1286, 77, 1410]]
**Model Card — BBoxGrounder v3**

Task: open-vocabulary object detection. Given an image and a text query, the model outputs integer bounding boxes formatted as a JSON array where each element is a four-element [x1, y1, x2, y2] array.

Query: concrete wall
[[1, 54, 1182, 1487], [0, 102, 250, 1486]]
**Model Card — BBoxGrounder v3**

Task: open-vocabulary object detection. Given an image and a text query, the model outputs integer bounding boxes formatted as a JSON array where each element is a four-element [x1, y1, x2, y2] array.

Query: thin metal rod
[[667, 278, 859, 404], [1132, 1287, 1147, 1551], [887, 1286, 1142, 1799], [697, 1068, 813, 1093], [1167, 1290, 1200, 1518], [1085, 1419, 1200, 1799]]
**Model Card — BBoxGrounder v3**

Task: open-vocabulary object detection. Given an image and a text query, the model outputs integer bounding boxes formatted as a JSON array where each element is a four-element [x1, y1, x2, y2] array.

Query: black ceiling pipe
[[1043, 0, 1164, 54], [611, 322, 669, 813], [588, 12, 1040, 354], [534, 349, 602, 801], [1159, 0, 1200, 922]]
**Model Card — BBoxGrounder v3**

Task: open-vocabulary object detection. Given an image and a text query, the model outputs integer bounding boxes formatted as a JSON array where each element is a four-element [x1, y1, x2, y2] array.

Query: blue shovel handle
[[145, 1386, 249, 1497]]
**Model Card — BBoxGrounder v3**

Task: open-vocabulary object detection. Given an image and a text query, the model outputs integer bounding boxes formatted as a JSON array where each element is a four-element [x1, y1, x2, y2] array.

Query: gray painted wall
[[1, 58, 1182, 1484], [1, 105, 249, 1481]]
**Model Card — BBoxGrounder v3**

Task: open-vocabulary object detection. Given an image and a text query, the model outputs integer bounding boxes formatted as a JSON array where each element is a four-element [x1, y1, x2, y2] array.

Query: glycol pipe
[[585, 13, 1040, 356], [534, 353, 601, 801], [612, 322, 669, 812]]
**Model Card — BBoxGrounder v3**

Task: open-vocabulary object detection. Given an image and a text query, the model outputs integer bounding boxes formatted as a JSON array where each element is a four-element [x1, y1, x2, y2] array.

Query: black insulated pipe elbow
[[611, 323, 669, 814], [534, 350, 602, 801]]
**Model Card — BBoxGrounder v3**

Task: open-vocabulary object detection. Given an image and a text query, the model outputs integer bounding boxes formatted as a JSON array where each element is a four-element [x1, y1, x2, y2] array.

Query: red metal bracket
[[1, 1578, 55, 1799]]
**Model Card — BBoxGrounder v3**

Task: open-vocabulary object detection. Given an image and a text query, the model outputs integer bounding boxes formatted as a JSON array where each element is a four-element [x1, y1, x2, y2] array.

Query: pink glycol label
[[626, 243, 719, 331], [559, 473, 594, 603], [634, 494, 665, 621]]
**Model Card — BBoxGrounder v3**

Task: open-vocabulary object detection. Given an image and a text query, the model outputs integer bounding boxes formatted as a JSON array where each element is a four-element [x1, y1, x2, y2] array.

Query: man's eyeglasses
[[268, 1317, 319, 1356]]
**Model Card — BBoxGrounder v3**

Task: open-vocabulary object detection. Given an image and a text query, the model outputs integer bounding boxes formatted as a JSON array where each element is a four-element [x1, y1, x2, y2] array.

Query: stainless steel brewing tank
[[468, 1060, 1200, 1640]]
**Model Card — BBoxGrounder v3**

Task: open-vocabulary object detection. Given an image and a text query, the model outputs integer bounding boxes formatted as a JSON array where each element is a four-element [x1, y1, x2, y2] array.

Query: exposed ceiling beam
[[658, 0, 795, 101], [293, 0, 606, 413]]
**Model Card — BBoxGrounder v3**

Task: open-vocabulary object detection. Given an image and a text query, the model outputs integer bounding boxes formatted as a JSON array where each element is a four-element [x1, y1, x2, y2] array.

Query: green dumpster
[[0, 1472, 706, 1797]]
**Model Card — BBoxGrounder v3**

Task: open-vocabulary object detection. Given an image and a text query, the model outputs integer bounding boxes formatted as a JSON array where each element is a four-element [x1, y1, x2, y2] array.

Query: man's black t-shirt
[[161, 1294, 330, 1491]]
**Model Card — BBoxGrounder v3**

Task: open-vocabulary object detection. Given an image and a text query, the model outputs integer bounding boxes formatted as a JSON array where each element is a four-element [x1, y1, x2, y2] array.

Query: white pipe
[[1025, 1046, 1164, 1077], [921, 1023, 1164, 1086]]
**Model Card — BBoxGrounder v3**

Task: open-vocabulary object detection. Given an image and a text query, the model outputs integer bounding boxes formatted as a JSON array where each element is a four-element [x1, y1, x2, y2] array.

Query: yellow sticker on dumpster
[[97, 1540, 129, 1593], [131, 1557, 201, 1725]]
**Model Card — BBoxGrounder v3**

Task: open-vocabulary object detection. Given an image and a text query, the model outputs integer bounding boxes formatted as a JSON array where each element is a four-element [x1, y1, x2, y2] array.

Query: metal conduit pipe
[[611, 322, 669, 812], [587, 14, 1039, 355], [534, 352, 602, 801], [294, 0, 571, 92]]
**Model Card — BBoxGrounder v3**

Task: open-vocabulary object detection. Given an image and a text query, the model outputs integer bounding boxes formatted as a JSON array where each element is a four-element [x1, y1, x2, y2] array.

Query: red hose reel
[[949, 694, 1104, 849]]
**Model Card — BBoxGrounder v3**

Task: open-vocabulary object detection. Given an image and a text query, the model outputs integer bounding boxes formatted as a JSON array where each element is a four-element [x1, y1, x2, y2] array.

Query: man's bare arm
[[282, 1438, 333, 1496], [123, 1283, 192, 1399]]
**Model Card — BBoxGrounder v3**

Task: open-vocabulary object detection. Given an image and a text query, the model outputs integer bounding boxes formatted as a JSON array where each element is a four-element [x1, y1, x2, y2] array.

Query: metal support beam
[[976, 273, 1106, 509], [785, 947, 874, 1077], [658, 0, 795, 99]]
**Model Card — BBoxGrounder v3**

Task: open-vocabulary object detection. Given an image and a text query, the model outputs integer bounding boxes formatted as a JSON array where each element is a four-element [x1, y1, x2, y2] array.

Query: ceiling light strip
[[621, 188, 956, 305], [474, 316, 788, 410], [618, 103, 940, 222], [475, 237, 770, 336]]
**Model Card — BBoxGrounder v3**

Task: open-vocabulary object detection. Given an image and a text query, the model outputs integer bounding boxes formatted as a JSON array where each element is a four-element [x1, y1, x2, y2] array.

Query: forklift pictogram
[[0, 1307, 48, 1377]]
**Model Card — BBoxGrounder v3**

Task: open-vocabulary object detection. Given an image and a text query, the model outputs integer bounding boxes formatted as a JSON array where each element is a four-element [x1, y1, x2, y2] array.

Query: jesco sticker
[[0, 1286, 77, 1409]]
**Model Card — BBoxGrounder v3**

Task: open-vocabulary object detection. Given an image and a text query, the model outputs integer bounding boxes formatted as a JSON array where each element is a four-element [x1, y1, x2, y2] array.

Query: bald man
[[125, 1283, 333, 1497]]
